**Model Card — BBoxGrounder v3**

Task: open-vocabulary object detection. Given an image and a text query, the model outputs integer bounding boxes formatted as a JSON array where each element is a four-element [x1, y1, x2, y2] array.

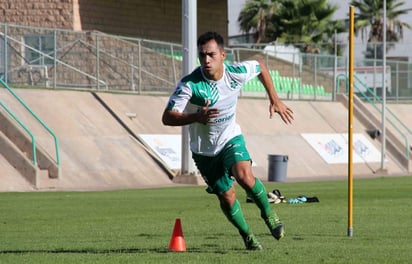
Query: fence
[[1, 23, 411, 101]]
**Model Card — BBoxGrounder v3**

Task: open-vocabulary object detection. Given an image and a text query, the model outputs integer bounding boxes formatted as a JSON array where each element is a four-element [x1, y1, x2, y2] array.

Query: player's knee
[[234, 168, 253, 185], [218, 188, 236, 207]]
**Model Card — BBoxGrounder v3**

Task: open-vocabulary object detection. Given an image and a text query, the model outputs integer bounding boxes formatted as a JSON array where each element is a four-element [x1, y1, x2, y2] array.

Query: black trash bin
[[268, 155, 288, 182]]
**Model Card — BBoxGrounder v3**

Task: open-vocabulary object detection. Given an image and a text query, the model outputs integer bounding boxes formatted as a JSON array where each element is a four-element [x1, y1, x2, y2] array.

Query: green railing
[[0, 78, 61, 166], [0, 100, 37, 166], [336, 73, 410, 159]]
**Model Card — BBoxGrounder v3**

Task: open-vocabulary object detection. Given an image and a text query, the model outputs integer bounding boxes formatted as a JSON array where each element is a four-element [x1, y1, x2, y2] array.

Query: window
[[24, 34, 55, 65]]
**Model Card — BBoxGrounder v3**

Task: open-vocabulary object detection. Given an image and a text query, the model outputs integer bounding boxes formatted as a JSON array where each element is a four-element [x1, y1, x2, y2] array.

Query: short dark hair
[[197, 31, 224, 49]]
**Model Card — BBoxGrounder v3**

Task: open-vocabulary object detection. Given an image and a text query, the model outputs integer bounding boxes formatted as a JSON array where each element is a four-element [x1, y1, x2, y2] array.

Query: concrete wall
[[0, 89, 177, 191], [1, 88, 409, 191]]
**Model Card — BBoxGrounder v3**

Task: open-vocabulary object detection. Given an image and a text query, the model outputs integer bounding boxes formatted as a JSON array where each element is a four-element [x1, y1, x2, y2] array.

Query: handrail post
[[130, 48, 135, 91], [53, 29, 57, 89], [96, 33, 100, 90], [138, 39, 142, 94], [4, 24, 8, 83]]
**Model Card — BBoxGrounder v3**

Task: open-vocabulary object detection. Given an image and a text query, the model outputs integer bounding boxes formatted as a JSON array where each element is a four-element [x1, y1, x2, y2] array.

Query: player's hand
[[198, 99, 219, 124], [270, 101, 294, 124]]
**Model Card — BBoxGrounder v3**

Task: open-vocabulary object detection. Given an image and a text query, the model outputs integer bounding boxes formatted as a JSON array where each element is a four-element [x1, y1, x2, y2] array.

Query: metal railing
[[1, 32, 108, 90], [0, 99, 37, 166], [1, 23, 411, 100], [337, 73, 410, 159], [354, 75, 411, 160], [0, 78, 60, 167]]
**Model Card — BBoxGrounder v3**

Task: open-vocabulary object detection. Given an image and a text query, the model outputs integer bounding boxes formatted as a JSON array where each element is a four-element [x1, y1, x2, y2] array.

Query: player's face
[[198, 39, 226, 81]]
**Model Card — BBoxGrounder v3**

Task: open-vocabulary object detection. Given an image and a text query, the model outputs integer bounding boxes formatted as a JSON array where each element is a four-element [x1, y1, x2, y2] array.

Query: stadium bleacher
[[243, 70, 331, 97]]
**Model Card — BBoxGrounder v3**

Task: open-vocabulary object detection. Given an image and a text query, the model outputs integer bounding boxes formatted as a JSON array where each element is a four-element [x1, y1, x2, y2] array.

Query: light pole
[[379, 0, 387, 172], [180, 0, 198, 181]]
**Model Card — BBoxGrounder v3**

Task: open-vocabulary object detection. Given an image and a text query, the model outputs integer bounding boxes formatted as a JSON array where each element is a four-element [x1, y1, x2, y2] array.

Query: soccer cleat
[[267, 192, 282, 204], [246, 196, 254, 203], [271, 223, 285, 240], [264, 215, 285, 240], [242, 233, 263, 250], [246, 193, 279, 204]]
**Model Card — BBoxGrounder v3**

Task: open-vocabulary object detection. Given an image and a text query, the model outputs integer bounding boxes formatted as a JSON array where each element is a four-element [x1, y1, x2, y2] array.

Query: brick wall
[[78, 0, 228, 42], [0, 0, 228, 43], [1, 0, 228, 91], [0, 0, 75, 29], [198, 0, 228, 41]]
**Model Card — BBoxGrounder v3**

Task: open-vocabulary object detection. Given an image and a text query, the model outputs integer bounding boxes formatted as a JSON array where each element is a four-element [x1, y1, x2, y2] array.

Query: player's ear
[[221, 50, 226, 60]]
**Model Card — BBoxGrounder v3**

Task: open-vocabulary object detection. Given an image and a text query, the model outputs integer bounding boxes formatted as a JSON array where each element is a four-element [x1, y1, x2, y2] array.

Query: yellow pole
[[348, 6, 354, 237]]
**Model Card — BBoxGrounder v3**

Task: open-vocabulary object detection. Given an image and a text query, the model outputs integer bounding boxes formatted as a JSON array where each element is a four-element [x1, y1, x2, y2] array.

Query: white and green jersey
[[166, 60, 261, 156]]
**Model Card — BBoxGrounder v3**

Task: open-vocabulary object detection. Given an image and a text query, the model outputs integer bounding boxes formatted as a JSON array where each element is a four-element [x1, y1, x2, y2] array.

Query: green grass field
[[1, 176, 411, 263]]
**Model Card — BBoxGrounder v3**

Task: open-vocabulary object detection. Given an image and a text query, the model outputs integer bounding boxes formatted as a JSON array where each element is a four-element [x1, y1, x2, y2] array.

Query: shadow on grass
[[0, 247, 245, 255]]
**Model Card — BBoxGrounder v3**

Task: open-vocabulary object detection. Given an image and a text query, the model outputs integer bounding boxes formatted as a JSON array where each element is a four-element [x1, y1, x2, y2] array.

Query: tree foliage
[[238, 0, 346, 54], [350, 0, 412, 60], [238, 0, 276, 43], [274, 0, 345, 54]]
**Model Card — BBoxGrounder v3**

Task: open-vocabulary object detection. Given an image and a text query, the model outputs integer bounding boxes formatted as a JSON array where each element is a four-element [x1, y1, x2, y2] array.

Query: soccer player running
[[162, 31, 294, 250]]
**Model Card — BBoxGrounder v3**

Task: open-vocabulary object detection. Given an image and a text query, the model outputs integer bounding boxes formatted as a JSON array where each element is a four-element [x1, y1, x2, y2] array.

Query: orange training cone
[[168, 218, 186, 252]]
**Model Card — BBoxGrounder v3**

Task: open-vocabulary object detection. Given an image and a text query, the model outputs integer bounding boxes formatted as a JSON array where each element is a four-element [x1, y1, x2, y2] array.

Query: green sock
[[248, 178, 278, 219], [220, 199, 250, 236]]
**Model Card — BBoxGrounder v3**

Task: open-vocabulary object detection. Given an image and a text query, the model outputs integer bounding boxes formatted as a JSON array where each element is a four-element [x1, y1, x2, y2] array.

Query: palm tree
[[272, 0, 345, 54], [238, 0, 277, 44], [350, 0, 412, 60]]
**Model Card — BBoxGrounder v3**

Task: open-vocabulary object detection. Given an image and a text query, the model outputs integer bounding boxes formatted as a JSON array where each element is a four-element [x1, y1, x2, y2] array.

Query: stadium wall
[[0, 0, 228, 42]]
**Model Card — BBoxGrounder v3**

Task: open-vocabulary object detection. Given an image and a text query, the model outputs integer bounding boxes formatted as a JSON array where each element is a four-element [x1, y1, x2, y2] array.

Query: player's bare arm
[[162, 99, 219, 126], [257, 60, 294, 125]]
